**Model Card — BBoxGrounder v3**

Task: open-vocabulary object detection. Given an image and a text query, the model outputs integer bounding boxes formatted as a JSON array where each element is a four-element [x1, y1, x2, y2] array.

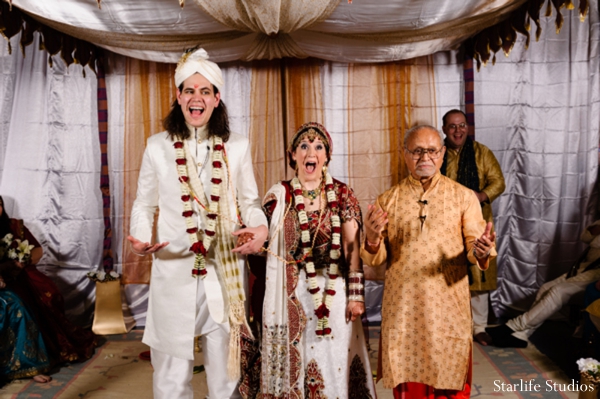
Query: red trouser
[[392, 354, 472, 399]]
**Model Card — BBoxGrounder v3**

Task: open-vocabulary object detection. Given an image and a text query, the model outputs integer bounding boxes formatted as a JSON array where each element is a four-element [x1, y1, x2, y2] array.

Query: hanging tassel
[[226, 301, 252, 380], [227, 323, 241, 381]]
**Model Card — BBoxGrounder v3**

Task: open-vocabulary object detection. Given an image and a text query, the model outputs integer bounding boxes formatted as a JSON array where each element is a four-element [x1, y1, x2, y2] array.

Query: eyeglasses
[[404, 147, 444, 160], [446, 122, 467, 130]]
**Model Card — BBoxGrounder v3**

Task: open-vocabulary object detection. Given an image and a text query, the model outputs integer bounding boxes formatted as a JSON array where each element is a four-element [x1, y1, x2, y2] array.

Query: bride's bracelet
[[348, 271, 365, 302]]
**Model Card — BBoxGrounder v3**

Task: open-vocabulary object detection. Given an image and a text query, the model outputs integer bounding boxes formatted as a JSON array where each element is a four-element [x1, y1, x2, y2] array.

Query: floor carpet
[[0, 326, 581, 399]]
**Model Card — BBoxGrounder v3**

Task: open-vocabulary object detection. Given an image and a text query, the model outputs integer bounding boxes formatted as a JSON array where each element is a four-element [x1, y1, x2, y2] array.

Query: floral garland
[[174, 136, 224, 278], [291, 172, 341, 337]]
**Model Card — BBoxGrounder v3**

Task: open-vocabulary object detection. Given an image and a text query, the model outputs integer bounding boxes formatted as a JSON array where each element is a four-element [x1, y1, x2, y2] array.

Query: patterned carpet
[[0, 327, 581, 399]]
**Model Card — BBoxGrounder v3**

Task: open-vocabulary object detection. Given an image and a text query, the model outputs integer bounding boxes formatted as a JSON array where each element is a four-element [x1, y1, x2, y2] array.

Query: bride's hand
[[346, 301, 365, 322]]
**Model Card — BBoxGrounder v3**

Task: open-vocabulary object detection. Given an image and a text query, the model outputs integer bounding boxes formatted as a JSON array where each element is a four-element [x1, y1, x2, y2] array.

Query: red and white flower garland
[[291, 172, 341, 337], [174, 137, 224, 278]]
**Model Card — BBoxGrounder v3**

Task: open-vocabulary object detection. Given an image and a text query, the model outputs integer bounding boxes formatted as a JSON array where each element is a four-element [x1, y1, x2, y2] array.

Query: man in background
[[441, 109, 506, 346], [487, 220, 600, 347]]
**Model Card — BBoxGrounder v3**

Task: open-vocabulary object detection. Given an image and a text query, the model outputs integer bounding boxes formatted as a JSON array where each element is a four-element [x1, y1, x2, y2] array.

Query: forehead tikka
[[301, 128, 319, 142]]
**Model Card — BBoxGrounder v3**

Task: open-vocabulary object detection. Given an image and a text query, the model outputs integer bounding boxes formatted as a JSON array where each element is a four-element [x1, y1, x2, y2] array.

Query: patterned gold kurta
[[360, 173, 496, 390], [444, 140, 505, 291]]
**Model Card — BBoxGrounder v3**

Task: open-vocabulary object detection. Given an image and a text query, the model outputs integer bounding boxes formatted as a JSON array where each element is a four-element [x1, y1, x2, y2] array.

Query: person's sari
[[7, 219, 97, 365], [0, 289, 50, 383]]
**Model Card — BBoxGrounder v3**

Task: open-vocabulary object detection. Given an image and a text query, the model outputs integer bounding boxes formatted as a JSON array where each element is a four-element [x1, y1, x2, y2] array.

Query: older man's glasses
[[405, 147, 443, 160]]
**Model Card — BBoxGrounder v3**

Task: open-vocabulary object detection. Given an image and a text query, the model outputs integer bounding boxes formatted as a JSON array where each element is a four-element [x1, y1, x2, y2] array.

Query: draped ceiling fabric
[[9, 0, 541, 64]]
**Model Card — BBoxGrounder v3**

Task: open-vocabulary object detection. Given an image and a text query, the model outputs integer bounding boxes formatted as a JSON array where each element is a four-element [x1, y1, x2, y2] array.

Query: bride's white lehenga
[[261, 180, 376, 399]]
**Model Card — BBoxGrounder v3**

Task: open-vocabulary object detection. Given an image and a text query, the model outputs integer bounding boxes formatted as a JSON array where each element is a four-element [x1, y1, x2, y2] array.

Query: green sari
[[0, 289, 50, 382]]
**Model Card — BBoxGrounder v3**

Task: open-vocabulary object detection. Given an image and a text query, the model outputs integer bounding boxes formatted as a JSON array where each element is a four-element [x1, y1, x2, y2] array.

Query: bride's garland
[[174, 137, 224, 278], [291, 173, 341, 337]]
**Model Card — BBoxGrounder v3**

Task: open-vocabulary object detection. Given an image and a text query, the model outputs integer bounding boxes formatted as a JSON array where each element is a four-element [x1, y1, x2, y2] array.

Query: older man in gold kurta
[[361, 125, 497, 397], [441, 109, 506, 347]]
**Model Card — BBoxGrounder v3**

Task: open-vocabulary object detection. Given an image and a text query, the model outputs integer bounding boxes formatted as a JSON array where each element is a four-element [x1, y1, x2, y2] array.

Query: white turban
[[174, 48, 224, 91]]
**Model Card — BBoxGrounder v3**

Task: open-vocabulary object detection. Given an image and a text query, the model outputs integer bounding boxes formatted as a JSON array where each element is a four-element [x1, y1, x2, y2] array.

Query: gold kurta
[[361, 173, 496, 390], [445, 140, 505, 291]]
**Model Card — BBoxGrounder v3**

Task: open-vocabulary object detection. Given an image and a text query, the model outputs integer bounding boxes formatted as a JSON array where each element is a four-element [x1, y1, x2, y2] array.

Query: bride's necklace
[[301, 181, 322, 205]]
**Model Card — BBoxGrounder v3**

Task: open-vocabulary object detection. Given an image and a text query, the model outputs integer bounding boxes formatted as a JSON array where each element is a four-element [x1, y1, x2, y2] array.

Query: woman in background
[[0, 195, 97, 366], [0, 286, 51, 384]]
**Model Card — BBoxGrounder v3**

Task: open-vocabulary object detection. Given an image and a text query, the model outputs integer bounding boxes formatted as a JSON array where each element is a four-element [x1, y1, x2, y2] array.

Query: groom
[[128, 48, 268, 399]]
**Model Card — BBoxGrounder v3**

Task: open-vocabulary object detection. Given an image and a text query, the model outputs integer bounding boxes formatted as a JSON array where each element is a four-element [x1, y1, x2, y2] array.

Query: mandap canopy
[[0, 0, 597, 325]]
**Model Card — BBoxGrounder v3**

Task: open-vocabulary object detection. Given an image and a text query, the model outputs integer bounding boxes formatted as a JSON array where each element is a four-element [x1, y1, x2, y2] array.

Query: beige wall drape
[[248, 60, 286, 197], [347, 57, 437, 208], [122, 60, 175, 284], [284, 59, 325, 180]]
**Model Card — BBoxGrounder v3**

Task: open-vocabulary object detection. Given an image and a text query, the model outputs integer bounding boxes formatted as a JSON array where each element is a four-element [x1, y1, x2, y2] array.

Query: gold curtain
[[121, 59, 175, 284], [347, 56, 437, 208], [283, 58, 324, 180], [247, 60, 286, 198], [247, 58, 325, 194]]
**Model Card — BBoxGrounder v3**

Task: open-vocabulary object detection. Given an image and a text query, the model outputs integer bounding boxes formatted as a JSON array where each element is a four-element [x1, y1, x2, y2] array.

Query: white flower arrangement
[[577, 357, 600, 384], [1, 233, 13, 246], [1, 233, 35, 264], [87, 270, 120, 283], [0, 233, 11, 259]]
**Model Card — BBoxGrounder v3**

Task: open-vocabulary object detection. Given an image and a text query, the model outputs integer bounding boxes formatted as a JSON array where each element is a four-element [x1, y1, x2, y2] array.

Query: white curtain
[[482, 3, 600, 316], [0, 32, 103, 325]]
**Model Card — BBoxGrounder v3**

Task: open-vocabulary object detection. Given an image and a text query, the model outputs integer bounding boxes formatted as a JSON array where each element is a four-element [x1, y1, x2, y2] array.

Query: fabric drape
[[473, 4, 600, 316], [0, 32, 102, 325], [284, 58, 324, 180], [194, 0, 340, 34], [347, 57, 437, 207], [121, 59, 175, 284], [247, 60, 286, 197], [12, 0, 534, 64]]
